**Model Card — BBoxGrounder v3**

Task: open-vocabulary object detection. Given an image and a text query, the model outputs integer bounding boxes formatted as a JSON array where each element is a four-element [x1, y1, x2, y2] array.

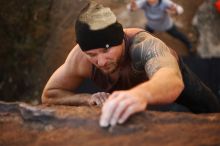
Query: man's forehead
[[85, 48, 106, 54]]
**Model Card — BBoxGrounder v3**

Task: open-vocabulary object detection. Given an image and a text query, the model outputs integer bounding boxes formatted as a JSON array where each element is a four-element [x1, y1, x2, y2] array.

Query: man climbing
[[42, 1, 220, 127]]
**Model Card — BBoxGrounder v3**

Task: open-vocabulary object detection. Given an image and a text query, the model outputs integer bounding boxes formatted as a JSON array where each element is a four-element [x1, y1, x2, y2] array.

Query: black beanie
[[75, 1, 124, 51]]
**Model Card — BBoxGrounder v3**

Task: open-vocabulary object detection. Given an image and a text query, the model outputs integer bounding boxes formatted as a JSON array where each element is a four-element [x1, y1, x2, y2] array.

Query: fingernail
[[110, 119, 117, 126], [99, 119, 109, 127], [118, 119, 124, 124]]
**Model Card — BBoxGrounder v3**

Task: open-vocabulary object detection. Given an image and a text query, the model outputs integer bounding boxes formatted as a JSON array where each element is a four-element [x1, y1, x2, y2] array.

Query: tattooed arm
[[130, 32, 184, 104], [99, 31, 184, 127]]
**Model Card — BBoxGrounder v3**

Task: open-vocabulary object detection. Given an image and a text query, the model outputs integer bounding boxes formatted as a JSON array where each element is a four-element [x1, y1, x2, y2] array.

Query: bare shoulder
[[64, 44, 92, 78], [123, 28, 146, 37], [43, 45, 92, 92], [128, 31, 180, 78]]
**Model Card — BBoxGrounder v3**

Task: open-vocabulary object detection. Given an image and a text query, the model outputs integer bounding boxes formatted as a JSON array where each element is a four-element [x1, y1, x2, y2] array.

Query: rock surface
[[0, 101, 220, 146], [193, 0, 220, 58]]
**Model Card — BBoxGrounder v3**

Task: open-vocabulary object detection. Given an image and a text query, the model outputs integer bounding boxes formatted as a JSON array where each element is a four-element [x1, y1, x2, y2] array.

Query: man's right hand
[[89, 92, 110, 106], [99, 90, 148, 127]]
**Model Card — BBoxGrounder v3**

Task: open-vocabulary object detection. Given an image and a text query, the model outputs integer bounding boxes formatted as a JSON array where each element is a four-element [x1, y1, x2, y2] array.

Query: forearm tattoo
[[131, 32, 179, 78]]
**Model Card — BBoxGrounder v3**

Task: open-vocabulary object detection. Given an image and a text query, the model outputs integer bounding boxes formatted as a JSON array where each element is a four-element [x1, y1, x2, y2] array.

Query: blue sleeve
[[136, 0, 147, 9]]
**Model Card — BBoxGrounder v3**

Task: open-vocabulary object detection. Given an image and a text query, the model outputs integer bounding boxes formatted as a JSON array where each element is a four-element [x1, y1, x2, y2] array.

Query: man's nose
[[97, 55, 107, 66]]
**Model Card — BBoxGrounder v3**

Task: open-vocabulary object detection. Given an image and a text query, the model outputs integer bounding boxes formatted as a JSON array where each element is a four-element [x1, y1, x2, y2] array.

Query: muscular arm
[[41, 45, 92, 106], [130, 32, 184, 104], [99, 31, 184, 127]]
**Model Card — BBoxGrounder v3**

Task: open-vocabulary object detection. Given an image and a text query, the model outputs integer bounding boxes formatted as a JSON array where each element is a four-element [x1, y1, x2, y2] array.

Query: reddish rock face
[[0, 101, 220, 146]]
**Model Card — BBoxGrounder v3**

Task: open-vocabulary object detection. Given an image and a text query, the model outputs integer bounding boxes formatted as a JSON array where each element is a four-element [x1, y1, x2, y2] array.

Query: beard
[[99, 61, 119, 74]]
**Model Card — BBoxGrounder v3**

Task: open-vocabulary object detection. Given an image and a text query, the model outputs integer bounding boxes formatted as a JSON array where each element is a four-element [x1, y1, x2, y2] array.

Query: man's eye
[[87, 54, 96, 57]]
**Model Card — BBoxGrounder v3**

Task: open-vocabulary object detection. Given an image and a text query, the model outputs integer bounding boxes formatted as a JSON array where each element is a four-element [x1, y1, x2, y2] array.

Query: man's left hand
[[89, 92, 110, 106], [99, 90, 148, 127]]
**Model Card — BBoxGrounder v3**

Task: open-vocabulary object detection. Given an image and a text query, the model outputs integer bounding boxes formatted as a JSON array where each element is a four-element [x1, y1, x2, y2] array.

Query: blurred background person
[[128, 0, 193, 54]]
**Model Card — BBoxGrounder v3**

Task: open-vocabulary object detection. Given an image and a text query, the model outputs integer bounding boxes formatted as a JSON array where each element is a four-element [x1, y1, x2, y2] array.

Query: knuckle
[[128, 106, 134, 112], [118, 101, 126, 108], [109, 100, 116, 107]]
